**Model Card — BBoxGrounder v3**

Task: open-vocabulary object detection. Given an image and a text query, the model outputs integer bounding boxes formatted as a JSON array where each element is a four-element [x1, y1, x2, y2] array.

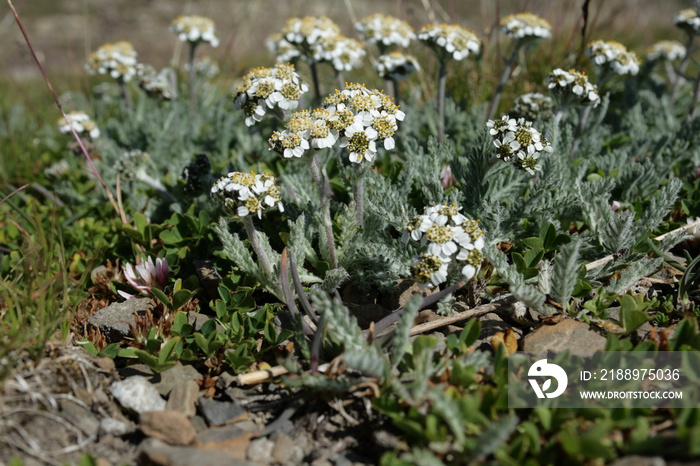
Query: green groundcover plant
[[3, 2, 700, 464]]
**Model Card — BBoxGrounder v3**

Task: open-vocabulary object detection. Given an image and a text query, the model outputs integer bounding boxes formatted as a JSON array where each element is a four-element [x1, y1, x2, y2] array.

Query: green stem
[[309, 61, 322, 105], [437, 59, 448, 144], [308, 154, 337, 268], [242, 215, 275, 284], [353, 166, 365, 228], [671, 34, 694, 101], [119, 78, 132, 113], [188, 42, 198, 109], [487, 46, 519, 121]]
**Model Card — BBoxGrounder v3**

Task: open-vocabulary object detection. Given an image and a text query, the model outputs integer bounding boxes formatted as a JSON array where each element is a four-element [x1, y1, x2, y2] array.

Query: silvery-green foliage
[[483, 242, 524, 286], [606, 256, 663, 295], [310, 289, 365, 354], [471, 414, 519, 462], [551, 241, 581, 307], [364, 168, 417, 230], [435, 293, 456, 316], [426, 389, 467, 444], [510, 282, 547, 314], [287, 214, 314, 272], [343, 349, 387, 379], [389, 294, 422, 371], [538, 259, 554, 295], [292, 374, 358, 392], [452, 131, 495, 216], [215, 218, 263, 284], [320, 268, 350, 292], [400, 449, 444, 466]]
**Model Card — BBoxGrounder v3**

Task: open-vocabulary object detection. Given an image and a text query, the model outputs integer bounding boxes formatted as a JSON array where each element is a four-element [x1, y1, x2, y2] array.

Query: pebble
[[199, 397, 245, 426], [88, 299, 151, 342], [110, 376, 166, 413], [246, 437, 274, 464], [166, 379, 200, 417], [521, 319, 606, 353], [140, 410, 197, 446]]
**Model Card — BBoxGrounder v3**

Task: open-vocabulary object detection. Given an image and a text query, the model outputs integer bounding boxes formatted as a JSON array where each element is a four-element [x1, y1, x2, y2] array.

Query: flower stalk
[[487, 46, 519, 121], [437, 59, 447, 144], [308, 155, 337, 268]]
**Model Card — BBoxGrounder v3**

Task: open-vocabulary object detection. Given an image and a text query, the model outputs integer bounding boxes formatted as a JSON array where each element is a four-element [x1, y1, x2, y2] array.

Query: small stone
[[199, 397, 245, 426], [110, 376, 166, 413], [140, 410, 197, 446], [609, 456, 665, 466], [521, 319, 606, 353], [96, 357, 116, 372], [88, 298, 152, 343], [120, 362, 201, 396], [139, 438, 254, 466], [100, 417, 133, 436], [246, 437, 274, 464], [166, 380, 200, 417], [271, 433, 304, 465], [195, 423, 254, 444]]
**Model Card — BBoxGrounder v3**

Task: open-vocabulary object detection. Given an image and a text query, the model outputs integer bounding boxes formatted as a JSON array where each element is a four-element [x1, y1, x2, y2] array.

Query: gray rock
[[166, 380, 200, 417], [195, 422, 257, 444], [199, 397, 246, 426], [271, 433, 305, 465], [110, 376, 166, 413], [521, 319, 606, 353], [88, 298, 152, 342], [609, 456, 665, 466], [139, 438, 255, 466], [100, 417, 133, 436], [119, 362, 201, 396], [246, 437, 274, 464], [140, 410, 197, 446], [59, 399, 100, 437]]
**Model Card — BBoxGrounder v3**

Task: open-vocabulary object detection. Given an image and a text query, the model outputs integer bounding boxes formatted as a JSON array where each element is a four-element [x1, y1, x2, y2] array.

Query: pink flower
[[118, 256, 169, 299], [611, 201, 621, 211]]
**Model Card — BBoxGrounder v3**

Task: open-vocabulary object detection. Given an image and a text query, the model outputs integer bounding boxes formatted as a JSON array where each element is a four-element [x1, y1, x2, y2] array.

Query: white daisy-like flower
[[586, 40, 640, 76], [269, 130, 310, 158], [266, 34, 303, 63], [486, 115, 517, 138], [85, 41, 138, 82], [487, 116, 552, 174], [170, 15, 219, 47], [647, 40, 686, 61], [57, 111, 100, 139], [673, 8, 700, 36], [277, 16, 341, 63], [211, 172, 283, 218], [500, 13, 552, 42], [374, 52, 420, 81], [234, 63, 309, 126], [418, 24, 481, 61], [547, 68, 600, 106], [405, 203, 486, 287], [341, 121, 378, 163], [355, 14, 416, 49]]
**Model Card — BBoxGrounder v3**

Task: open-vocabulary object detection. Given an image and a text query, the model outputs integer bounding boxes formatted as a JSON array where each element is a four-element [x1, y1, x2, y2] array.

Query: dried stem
[[7, 0, 127, 224], [309, 61, 322, 104]]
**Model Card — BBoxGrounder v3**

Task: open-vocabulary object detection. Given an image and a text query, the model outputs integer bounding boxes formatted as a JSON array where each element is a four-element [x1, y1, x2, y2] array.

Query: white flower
[[488, 116, 551, 174], [500, 13, 552, 41], [418, 24, 480, 61], [211, 172, 283, 218], [547, 68, 600, 106], [119, 256, 169, 299], [411, 254, 449, 288], [312, 35, 366, 72], [85, 41, 138, 82], [355, 14, 416, 48], [511, 92, 554, 121], [673, 8, 700, 35], [170, 15, 219, 47], [586, 40, 640, 76], [341, 121, 378, 163], [57, 111, 100, 139], [647, 40, 686, 61], [374, 52, 420, 80]]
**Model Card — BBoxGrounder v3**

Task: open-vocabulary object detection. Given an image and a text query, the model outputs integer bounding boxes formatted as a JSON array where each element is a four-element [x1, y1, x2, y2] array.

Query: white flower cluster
[[313, 35, 366, 72], [234, 63, 309, 127], [500, 13, 552, 41], [673, 8, 700, 35], [403, 203, 485, 287], [511, 92, 554, 121], [374, 52, 420, 80], [271, 15, 341, 63], [211, 172, 284, 218], [170, 15, 219, 47], [136, 64, 176, 100], [418, 24, 481, 61], [547, 68, 600, 107], [586, 40, 641, 76], [268, 84, 404, 164], [57, 111, 100, 139], [487, 115, 552, 175], [85, 41, 138, 82], [355, 14, 416, 49], [266, 34, 302, 63], [647, 40, 686, 61]]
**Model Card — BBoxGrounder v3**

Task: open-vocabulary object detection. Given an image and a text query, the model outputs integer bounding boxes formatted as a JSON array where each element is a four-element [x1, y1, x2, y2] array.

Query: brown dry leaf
[[539, 314, 564, 325], [490, 328, 517, 355]]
